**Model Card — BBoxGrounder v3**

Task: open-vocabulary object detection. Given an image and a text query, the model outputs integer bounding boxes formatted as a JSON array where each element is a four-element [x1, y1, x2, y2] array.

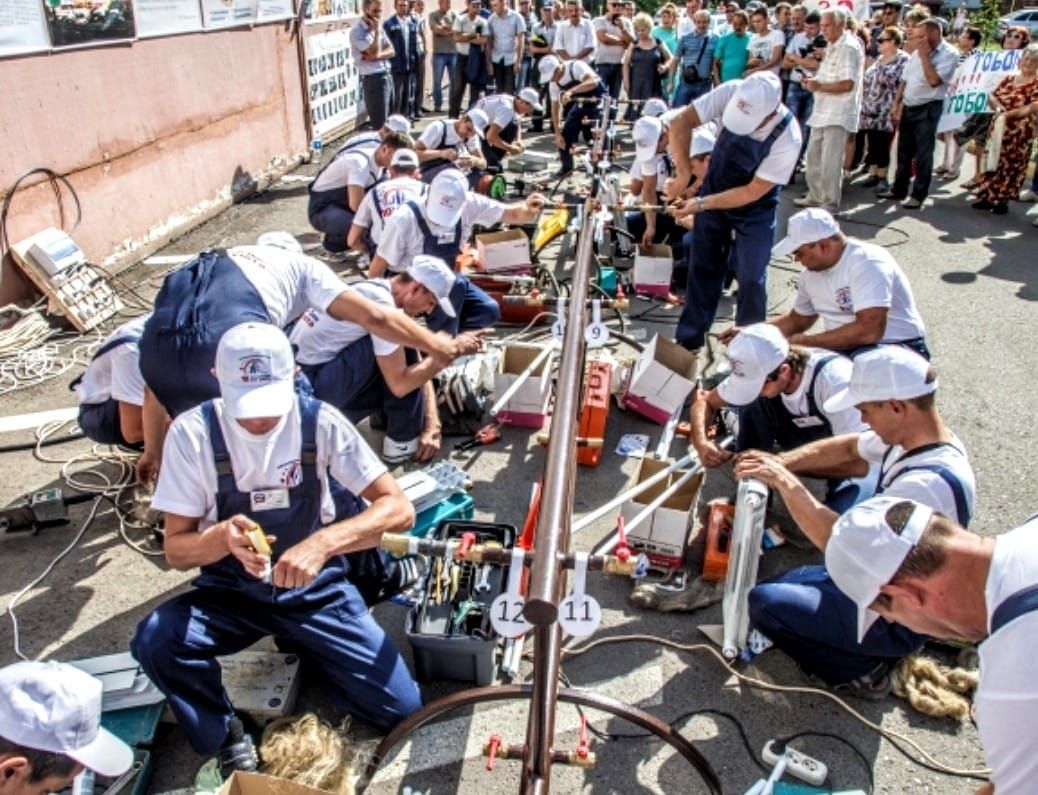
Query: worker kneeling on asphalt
[[131, 323, 422, 779], [539, 54, 607, 177], [292, 256, 463, 464]]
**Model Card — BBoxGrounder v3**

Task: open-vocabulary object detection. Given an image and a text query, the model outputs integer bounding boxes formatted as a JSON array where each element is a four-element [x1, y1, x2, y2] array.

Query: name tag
[[792, 415, 825, 429], [250, 488, 290, 512], [437, 231, 456, 244]]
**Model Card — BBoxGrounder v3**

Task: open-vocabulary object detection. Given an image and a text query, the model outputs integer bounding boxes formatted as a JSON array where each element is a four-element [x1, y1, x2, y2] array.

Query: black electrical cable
[[0, 168, 82, 257], [777, 730, 875, 795], [0, 432, 86, 455]]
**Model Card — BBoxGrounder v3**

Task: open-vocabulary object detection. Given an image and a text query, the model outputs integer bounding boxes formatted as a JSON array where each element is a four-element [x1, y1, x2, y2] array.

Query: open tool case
[[406, 520, 516, 686]]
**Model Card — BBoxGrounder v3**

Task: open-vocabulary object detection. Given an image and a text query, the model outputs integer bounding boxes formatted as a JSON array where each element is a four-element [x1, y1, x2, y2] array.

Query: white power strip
[[762, 740, 828, 787]]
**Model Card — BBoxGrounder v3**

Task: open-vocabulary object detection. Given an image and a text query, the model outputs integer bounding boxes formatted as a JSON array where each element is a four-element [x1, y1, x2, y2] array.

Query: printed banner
[[136, 0, 203, 37], [0, 0, 51, 57], [201, 0, 258, 29], [938, 48, 1022, 133], [42, 0, 137, 50], [304, 26, 364, 138], [257, 0, 295, 22]]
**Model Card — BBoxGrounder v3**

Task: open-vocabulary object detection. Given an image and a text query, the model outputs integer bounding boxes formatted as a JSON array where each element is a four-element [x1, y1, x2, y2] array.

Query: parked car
[[997, 8, 1038, 39]]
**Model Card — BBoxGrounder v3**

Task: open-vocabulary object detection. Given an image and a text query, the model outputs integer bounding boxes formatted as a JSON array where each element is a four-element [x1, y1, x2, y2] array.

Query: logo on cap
[[729, 357, 745, 377], [735, 99, 751, 114], [238, 355, 274, 384]]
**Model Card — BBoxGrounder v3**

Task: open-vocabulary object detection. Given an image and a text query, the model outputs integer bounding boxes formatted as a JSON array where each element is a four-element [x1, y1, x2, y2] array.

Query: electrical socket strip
[[762, 740, 828, 787]]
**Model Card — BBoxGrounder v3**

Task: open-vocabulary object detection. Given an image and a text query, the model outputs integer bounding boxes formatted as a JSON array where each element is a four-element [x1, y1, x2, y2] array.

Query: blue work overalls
[[557, 65, 605, 174], [301, 281, 426, 445], [139, 250, 270, 418], [480, 118, 519, 171], [675, 111, 793, 351], [401, 200, 501, 336], [308, 134, 381, 253], [70, 334, 141, 448], [130, 396, 422, 756], [748, 442, 972, 686]]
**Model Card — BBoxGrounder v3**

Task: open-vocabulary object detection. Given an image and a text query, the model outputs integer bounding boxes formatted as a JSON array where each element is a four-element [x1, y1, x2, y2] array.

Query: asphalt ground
[[1, 108, 1036, 795]]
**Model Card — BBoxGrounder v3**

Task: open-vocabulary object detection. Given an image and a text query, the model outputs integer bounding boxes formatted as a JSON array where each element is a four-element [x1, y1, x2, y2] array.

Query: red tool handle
[[615, 515, 631, 562]]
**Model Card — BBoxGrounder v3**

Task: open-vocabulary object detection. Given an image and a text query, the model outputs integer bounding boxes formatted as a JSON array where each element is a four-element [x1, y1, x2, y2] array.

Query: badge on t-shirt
[[437, 231, 456, 244], [250, 488, 290, 512], [792, 415, 825, 428]]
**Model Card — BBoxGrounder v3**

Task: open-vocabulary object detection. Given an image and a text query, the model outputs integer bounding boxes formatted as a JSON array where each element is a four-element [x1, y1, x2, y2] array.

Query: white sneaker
[[1020, 189, 1038, 202], [382, 436, 418, 464], [793, 195, 820, 208]]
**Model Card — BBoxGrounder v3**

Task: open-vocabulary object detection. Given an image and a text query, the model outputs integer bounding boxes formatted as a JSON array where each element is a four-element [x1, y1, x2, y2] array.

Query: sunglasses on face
[[1006, 32, 1024, 38], [877, 37, 892, 42]]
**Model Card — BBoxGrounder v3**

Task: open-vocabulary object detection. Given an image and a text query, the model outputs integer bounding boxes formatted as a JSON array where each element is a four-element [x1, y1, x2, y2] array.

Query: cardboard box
[[217, 771, 332, 795], [622, 335, 698, 425], [476, 228, 532, 273], [493, 343, 554, 428], [620, 458, 704, 571], [633, 244, 674, 297]]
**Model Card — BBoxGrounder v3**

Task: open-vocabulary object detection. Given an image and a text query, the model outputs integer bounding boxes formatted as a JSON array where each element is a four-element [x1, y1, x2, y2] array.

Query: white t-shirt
[[791, 240, 926, 344], [747, 29, 785, 74], [352, 177, 427, 246], [75, 315, 149, 407], [857, 431, 975, 524], [692, 81, 802, 185], [153, 398, 387, 527], [226, 246, 347, 328], [592, 15, 632, 64], [310, 144, 382, 193], [453, 12, 487, 57], [417, 119, 483, 155], [548, 60, 597, 103], [377, 194, 505, 273], [475, 94, 518, 130], [807, 31, 863, 132], [554, 18, 595, 62], [976, 519, 1038, 795], [780, 349, 863, 436], [290, 279, 400, 366], [784, 30, 815, 84]]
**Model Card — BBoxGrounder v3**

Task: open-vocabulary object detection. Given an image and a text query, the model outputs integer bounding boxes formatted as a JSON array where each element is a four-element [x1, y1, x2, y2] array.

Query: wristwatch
[[696, 196, 706, 213]]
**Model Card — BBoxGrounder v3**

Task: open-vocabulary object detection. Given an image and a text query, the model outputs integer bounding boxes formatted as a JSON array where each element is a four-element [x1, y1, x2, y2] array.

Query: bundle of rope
[[260, 713, 358, 795], [891, 653, 980, 722]]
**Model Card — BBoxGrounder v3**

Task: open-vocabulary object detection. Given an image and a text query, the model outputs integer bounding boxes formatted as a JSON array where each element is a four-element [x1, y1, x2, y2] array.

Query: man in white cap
[[474, 89, 542, 169], [826, 496, 1038, 795], [665, 71, 801, 353], [414, 109, 489, 183], [627, 114, 683, 249], [349, 148, 427, 254], [292, 256, 460, 463], [539, 54, 606, 176], [0, 661, 133, 793], [307, 130, 414, 255], [131, 323, 423, 776], [768, 207, 929, 359], [734, 345, 975, 696], [369, 168, 545, 334], [335, 113, 413, 156]]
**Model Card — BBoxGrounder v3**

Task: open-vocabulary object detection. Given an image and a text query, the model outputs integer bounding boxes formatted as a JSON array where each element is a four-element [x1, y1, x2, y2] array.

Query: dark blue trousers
[[560, 101, 600, 173], [672, 79, 711, 107], [77, 399, 139, 449], [425, 275, 500, 337], [748, 565, 926, 685], [308, 190, 354, 253]]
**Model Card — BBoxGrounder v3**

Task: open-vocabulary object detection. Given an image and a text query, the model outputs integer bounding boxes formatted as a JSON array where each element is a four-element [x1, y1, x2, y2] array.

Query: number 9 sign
[[490, 547, 533, 638]]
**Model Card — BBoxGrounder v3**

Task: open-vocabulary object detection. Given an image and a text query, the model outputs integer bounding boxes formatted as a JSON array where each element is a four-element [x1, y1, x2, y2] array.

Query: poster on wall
[[305, 27, 365, 138], [135, 0, 203, 37], [42, 0, 137, 49], [201, 0, 258, 28], [257, 0, 295, 22], [302, 0, 358, 24], [0, 0, 51, 57], [938, 49, 1022, 133]]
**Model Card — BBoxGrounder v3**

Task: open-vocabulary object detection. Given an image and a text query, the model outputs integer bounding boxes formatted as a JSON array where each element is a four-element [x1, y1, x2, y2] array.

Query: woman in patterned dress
[[856, 26, 908, 194]]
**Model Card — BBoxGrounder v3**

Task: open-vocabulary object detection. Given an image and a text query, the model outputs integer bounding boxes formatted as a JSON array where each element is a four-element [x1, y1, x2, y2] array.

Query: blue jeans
[[672, 79, 711, 107], [362, 72, 393, 131], [518, 55, 533, 90], [785, 82, 813, 161], [431, 53, 456, 109]]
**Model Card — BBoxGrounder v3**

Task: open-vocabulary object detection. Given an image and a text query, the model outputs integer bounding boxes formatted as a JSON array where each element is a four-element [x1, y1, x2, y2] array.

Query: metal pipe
[[489, 344, 555, 418]]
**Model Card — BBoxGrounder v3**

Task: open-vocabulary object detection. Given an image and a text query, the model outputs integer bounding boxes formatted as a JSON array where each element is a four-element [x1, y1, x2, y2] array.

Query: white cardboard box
[[633, 244, 673, 297], [476, 228, 532, 272], [623, 334, 698, 425], [493, 343, 554, 428], [620, 458, 704, 571]]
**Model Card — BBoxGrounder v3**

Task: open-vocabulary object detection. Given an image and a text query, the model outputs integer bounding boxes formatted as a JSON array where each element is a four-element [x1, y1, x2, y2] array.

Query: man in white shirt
[[592, 0, 633, 99], [351, 0, 397, 131], [744, 5, 785, 76], [767, 208, 929, 359], [735, 346, 975, 695], [348, 149, 427, 254], [880, 16, 960, 209], [413, 109, 489, 183], [676, 0, 703, 39], [553, 0, 595, 63], [131, 323, 423, 775], [71, 314, 149, 448], [795, 8, 863, 212], [540, 54, 606, 175], [827, 498, 1038, 795], [474, 89, 542, 168], [487, 0, 526, 95], [449, 0, 490, 118], [307, 131, 413, 254], [293, 257, 458, 463], [666, 72, 802, 353]]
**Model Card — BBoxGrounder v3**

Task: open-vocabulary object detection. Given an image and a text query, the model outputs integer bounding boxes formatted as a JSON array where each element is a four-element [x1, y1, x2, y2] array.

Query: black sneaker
[[217, 718, 258, 779], [797, 662, 891, 701]]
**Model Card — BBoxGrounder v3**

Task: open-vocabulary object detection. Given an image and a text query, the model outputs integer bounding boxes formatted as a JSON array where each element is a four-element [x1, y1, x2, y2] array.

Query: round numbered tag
[[584, 299, 608, 349], [558, 553, 602, 637], [490, 547, 532, 638]]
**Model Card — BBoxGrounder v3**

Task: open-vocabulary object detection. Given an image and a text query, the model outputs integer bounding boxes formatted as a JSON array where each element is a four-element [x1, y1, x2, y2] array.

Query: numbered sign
[[551, 298, 567, 342], [584, 299, 609, 348], [490, 547, 532, 638], [558, 553, 602, 637]]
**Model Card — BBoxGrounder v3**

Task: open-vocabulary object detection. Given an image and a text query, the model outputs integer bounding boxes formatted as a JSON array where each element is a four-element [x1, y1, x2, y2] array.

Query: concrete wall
[[0, 22, 308, 305]]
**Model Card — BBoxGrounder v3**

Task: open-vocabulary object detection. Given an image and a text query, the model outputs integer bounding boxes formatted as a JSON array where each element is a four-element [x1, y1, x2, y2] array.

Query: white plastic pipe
[[488, 344, 555, 418]]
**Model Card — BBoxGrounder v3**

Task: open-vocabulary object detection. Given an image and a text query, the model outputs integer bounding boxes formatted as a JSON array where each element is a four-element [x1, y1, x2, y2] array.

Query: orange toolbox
[[577, 362, 612, 467], [702, 501, 734, 583]]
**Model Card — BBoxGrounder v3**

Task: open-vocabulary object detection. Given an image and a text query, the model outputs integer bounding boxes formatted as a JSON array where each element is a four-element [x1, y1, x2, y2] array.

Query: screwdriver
[[454, 422, 502, 452]]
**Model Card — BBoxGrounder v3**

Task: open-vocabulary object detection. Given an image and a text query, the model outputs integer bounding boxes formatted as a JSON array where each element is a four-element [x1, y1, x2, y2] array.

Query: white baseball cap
[[716, 323, 790, 406], [256, 231, 303, 253], [691, 126, 717, 158], [823, 346, 935, 413], [642, 98, 669, 117], [384, 114, 412, 134], [215, 322, 296, 420], [772, 207, 842, 257], [538, 55, 561, 83], [407, 255, 457, 317], [391, 148, 420, 168], [517, 87, 543, 112], [721, 72, 782, 136], [632, 116, 664, 164], [825, 496, 934, 642], [464, 108, 490, 138], [425, 169, 468, 227], [0, 661, 133, 778]]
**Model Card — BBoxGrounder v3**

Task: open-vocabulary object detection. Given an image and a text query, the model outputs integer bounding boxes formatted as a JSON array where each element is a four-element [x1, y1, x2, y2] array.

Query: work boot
[[217, 718, 258, 779], [629, 571, 724, 613]]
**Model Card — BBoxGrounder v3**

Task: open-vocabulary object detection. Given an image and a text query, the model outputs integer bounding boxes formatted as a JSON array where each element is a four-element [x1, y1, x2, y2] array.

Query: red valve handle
[[614, 516, 631, 562], [458, 532, 477, 558], [486, 733, 502, 770], [577, 715, 590, 759]]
